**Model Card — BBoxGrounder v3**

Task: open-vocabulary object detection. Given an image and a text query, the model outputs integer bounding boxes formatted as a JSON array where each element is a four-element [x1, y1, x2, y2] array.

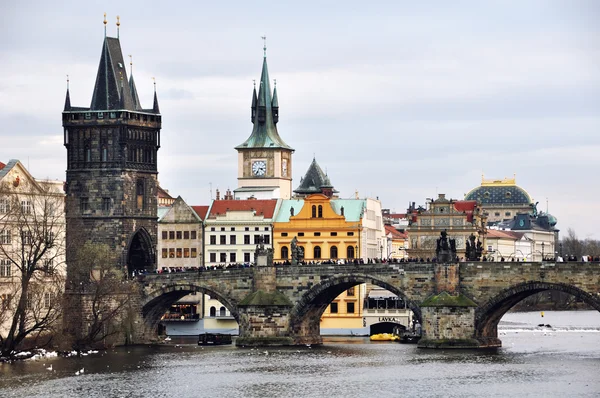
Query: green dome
[[465, 184, 532, 205]]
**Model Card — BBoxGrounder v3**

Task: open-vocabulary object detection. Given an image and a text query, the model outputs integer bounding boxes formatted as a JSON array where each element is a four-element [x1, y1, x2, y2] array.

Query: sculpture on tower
[[436, 230, 457, 263]]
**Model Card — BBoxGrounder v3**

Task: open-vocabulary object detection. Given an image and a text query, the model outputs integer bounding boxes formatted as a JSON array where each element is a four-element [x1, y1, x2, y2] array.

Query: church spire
[[235, 42, 292, 150], [64, 75, 71, 111], [272, 79, 279, 124], [128, 55, 142, 110], [250, 80, 257, 123], [152, 78, 160, 114]]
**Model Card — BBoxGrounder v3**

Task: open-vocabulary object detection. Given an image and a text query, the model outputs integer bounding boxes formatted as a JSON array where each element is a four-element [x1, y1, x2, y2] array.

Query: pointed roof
[[90, 37, 135, 111], [294, 158, 337, 195], [129, 75, 142, 110], [64, 88, 71, 111], [272, 84, 279, 108], [152, 88, 160, 114], [235, 56, 292, 150]]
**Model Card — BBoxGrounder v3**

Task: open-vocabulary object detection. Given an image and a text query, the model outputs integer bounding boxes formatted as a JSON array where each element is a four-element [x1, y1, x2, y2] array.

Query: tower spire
[[64, 74, 71, 111], [152, 77, 160, 114], [261, 35, 267, 58]]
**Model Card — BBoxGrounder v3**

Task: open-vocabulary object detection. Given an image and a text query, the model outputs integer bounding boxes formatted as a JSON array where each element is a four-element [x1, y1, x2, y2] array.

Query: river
[[1, 311, 599, 397]]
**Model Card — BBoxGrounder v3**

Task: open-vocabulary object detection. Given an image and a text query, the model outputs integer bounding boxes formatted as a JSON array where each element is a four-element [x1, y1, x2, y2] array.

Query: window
[[347, 246, 355, 259], [162, 249, 168, 258], [298, 232, 305, 237], [255, 227, 259, 231], [191, 231, 197, 239], [312, 205, 316, 218], [244, 235, 250, 244], [318, 205, 323, 218], [245, 227, 249, 231], [136, 179, 145, 210], [220, 253, 227, 263], [330, 303, 338, 314], [184, 248, 190, 258], [162, 231, 167, 240], [0, 230, 11, 245], [347, 286, 355, 296], [281, 246, 289, 259], [211, 227, 215, 231], [314, 246, 321, 259], [220, 307, 226, 317], [330, 246, 338, 259], [264, 227, 269, 231], [494, 212, 500, 217], [487, 245, 493, 252], [209, 253, 216, 262], [230, 235, 236, 245], [85, 146, 91, 162], [0, 198, 10, 213], [169, 231, 175, 240], [505, 191, 512, 198], [281, 232, 288, 237], [102, 198, 111, 212], [230, 253, 236, 263], [210, 235, 216, 245], [44, 292, 53, 309], [505, 212, 511, 217], [314, 232, 321, 237], [263, 235, 270, 244], [80, 197, 89, 213], [0, 259, 11, 277], [102, 147, 108, 162], [254, 235, 260, 244], [220, 236, 226, 245], [176, 248, 182, 258], [221, 227, 226, 231], [231, 227, 236, 231], [21, 231, 32, 245], [330, 232, 337, 237], [176, 231, 182, 239], [169, 248, 175, 258], [244, 253, 251, 262], [210, 306, 216, 317], [347, 302, 355, 314], [20, 200, 32, 214], [347, 232, 354, 236], [191, 248, 197, 258]]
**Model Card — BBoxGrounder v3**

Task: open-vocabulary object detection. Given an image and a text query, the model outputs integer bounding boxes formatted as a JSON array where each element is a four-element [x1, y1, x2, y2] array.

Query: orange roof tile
[[0, 162, 5, 170], [191, 205, 210, 220], [208, 199, 278, 219], [385, 224, 407, 239]]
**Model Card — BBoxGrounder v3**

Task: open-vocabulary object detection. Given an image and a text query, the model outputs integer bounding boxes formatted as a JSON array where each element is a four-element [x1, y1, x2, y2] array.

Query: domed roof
[[465, 177, 532, 206]]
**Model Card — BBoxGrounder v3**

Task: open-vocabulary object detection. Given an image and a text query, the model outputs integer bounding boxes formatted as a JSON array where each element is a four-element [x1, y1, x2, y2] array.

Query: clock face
[[282, 159, 288, 177], [519, 219, 525, 227], [252, 160, 266, 176]]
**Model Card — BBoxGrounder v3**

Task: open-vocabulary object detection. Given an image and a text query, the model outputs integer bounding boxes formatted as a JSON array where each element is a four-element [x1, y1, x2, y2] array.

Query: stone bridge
[[138, 257, 600, 348]]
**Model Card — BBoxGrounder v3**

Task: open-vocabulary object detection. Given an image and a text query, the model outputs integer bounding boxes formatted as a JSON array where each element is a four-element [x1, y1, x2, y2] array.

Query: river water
[[1, 311, 599, 398]]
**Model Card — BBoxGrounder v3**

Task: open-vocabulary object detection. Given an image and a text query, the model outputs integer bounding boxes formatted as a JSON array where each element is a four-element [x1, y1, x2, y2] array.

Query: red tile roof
[[208, 199, 278, 219], [486, 230, 521, 240], [387, 213, 407, 219], [0, 162, 5, 170], [191, 205, 210, 220], [385, 224, 407, 239], [453, 200, 477, 222]]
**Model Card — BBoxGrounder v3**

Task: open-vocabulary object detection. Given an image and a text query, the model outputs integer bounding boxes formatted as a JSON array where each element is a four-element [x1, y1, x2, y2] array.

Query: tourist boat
[[369, 333, 399, 341], [198, 333, 233, 345]]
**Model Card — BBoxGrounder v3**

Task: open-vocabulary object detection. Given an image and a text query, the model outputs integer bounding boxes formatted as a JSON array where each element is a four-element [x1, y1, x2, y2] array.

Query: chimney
[[216, 189, 220, 201]]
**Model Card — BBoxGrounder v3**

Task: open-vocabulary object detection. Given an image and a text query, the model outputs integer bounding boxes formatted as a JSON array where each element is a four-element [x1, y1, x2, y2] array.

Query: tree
[[67, 242, 138, 351], [0, 174, 66, 359]]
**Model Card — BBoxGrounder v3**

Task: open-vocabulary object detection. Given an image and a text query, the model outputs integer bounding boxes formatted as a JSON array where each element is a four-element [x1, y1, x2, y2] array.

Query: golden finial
[[103, 12, 107, 37], [152, 77, 156, 91], [103, 12, 107, 25], [66, 74, 69, 90], [129, 54, 133, 76], [261, 35, 267, 57], [116, 15, 120, 38]]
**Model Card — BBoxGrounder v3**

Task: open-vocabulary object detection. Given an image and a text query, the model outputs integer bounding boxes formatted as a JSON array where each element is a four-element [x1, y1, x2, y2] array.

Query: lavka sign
[[378, 317, 402, 323]]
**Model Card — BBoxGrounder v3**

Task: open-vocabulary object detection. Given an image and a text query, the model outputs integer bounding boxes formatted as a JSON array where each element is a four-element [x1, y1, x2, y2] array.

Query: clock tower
[[234, 44, 294, 199]]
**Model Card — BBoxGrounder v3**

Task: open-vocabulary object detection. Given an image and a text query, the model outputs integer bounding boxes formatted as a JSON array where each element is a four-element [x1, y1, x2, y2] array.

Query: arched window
[[209, 306, 216, 317], [102, 146, 108, 162], [312, 205, 316, 218], [314, 246, 321, 259], [136, 179, 145, 210], [281, 246, 289, 259], [219, 306, 226, 317], [347, 246, 355, 259], [85, 146, 91, 162], [330, 246, 338, 259], [318, 205, 323, 218]]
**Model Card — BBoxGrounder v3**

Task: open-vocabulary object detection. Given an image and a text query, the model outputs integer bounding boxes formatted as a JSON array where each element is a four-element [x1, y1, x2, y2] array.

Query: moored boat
[[198, 333, 233, 345]]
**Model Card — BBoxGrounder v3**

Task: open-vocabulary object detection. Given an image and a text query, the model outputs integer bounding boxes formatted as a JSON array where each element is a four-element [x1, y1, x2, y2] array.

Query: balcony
[[161, 313, 200, 322]]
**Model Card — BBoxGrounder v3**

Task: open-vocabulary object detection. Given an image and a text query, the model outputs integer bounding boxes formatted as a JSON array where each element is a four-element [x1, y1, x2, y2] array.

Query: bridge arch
[[142, 283, 240, 331], [289, 274, 421, 342], [475, 281, 600, 342]]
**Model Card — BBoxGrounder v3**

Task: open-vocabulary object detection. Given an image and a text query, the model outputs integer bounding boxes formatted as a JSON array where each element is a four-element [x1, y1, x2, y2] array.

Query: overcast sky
[[1, 1, 599, 239]]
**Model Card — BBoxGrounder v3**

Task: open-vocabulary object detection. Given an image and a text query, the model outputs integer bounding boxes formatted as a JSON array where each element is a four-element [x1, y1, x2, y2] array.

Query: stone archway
[[126, 227, 154, 276], [475, 281, 600, 345], [142, 283, 240, 333], [289, 274, 421, 344]]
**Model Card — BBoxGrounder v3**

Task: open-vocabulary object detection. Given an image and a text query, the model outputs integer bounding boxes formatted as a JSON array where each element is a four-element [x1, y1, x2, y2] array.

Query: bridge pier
[[417, 263, 498, 349]]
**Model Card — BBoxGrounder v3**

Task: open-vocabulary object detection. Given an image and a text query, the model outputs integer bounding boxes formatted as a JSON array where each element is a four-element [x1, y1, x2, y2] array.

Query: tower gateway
[[234, 43, 294, 200], [62, 21, 161, 276]]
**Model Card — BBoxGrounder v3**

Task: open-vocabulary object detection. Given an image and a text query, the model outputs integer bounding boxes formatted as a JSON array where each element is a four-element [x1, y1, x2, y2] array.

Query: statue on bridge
[[290, 236, 304, 265], [465, 234, 483, 261], [436, 230, 456, 263]]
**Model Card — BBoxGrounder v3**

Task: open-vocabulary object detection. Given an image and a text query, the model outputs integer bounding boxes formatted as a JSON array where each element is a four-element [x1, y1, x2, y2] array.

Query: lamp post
[[355, 245, 359, 260], [380, 244, 383, 260]]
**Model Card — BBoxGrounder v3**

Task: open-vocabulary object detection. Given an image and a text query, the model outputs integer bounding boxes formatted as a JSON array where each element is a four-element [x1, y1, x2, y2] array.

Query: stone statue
[[465, 234, 483, 261], [291, 236, 299, 265], [436, 229, 456, 263]]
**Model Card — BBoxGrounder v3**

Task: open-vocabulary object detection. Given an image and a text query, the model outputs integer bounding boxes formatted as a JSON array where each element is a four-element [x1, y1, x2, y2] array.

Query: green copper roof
[[274, 198, 365, 223], [235, 56, 293, 150], [274, 199, 305, 222]]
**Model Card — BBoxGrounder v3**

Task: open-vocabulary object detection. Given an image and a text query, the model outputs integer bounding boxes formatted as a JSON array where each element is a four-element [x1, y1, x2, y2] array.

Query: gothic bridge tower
[[62, 18, 161, 277], [234, 40, 294, 199]]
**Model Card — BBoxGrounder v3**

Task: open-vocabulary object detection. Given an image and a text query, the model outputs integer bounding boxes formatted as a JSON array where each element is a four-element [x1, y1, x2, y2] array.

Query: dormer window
[[484, 191, 490, 199]]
